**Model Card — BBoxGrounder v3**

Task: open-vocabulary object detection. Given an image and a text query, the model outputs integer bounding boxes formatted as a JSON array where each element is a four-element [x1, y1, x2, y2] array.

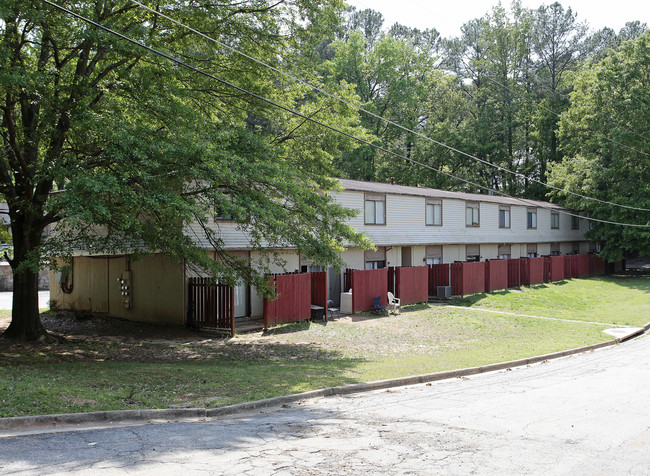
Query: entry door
[[402, 247, 412, 267], [328, 268, 341, 306], [233, 282, 249, 318]]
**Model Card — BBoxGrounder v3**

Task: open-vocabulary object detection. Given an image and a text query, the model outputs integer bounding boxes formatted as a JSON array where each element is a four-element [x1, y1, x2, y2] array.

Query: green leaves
[[550, 31, 650, 260]]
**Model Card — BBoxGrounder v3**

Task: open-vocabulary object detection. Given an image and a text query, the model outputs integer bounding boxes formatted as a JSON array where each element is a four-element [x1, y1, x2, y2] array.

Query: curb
[[1, 325, 647, 434]]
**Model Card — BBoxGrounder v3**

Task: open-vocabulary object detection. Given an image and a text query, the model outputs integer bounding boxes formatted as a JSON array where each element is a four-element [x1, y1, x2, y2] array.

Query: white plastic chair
[[387, 292, 401, 314]]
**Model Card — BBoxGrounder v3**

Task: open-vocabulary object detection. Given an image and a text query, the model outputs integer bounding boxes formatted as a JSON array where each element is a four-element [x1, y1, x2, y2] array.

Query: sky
[[345, 0, 650, 38]]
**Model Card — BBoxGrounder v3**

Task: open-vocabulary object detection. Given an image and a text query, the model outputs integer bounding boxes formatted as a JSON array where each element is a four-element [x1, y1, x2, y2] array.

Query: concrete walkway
[[1, 334, 649, 474], [0, 291, 50, 310]]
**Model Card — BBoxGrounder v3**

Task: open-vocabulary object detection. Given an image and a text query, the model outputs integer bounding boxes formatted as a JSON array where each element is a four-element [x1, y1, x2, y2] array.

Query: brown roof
[[337, 178, 564, 209]]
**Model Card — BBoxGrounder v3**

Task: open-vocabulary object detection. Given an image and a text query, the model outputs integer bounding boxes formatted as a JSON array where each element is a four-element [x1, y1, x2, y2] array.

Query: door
[[328, 268, 341, 306], [402, 247, 412, 267], [233, 282, 249, 318]]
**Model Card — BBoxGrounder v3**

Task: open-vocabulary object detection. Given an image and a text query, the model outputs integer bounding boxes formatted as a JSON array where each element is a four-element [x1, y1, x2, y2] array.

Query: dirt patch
[[0, 311, 340, 364]]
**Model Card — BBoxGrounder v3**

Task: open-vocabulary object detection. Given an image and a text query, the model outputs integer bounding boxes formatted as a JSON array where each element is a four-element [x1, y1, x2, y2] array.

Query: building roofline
[[337, 178, 565, 209]]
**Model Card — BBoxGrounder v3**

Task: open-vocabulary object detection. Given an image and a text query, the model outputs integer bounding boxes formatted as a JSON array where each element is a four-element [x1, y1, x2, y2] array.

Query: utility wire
[[41, 0, 650, 229], [129, 0, 650, 213]]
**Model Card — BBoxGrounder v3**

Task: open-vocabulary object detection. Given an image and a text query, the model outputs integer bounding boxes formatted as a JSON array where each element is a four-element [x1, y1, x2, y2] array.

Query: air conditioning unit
[[437, 285, 452, 299]]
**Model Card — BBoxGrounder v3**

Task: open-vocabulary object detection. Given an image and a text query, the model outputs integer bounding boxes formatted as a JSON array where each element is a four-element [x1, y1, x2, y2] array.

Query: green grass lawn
[[450, 275, 650, 326], [0, 274, 648, 418]]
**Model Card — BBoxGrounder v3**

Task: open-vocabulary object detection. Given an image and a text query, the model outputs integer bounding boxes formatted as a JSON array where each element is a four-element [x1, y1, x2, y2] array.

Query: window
[[527, 244, 537, 258], [365, 261, 385, 270], [466, 202, 480, 227], [425, 199, 442, 226], [426, 245, 442, 265], [300, 256, 323, 273], [527, 208, 537, 229], [571, 215, 580, 230], [572, 242, 580, 254], [365, 194, 385, 225], [499, 206, 511, 229], [498, 244, 511, 260], [550, 243, 561, 256], [365, 247, 386, 269], [466, 244, 480, 262], [551, 211, 560, 229]]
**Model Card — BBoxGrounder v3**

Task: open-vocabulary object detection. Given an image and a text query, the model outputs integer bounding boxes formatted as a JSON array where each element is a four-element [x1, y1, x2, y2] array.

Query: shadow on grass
[[263, 320, 312, 336]]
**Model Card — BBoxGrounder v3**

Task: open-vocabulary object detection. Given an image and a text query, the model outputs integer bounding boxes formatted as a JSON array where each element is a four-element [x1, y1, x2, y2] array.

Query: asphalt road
[[2, 335, 650, 475]]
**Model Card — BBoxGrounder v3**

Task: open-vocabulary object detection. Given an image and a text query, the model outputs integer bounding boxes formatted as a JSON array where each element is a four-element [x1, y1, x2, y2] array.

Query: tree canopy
[[0, 0, 370, 340], [1, 0, 648, 341], [549, 30, 650, 260]]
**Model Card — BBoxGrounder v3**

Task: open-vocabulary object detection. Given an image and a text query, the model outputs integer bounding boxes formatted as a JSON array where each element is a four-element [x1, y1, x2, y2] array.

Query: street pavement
[[1, 334, 650, 475], [0, 291, 50, 310]]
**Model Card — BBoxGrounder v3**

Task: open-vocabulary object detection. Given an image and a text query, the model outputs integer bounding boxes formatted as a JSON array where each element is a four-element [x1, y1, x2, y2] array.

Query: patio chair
[[387, 292, 401, 314], [327, 299, 340, 319], [372, 296, 387, 315]]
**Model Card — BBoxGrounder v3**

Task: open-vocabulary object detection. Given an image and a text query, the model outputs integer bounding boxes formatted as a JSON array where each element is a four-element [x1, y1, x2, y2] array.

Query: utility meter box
[[117, 271, 132, 309]]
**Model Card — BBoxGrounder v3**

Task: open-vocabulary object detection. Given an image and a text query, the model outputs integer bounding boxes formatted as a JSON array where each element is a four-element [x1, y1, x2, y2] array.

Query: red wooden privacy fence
[[311, 271, 328, 317], [350, 268, 388, 313], [451, 261, 486, 296], [264, 273, 311, 328], [394, 266, 429, 305], [187, 277, 234, 335], [485, 260, 508, 292], [507, 258, 521, 288], [428, 264, 450, 295], [520, 257, 545, 286], [549, 256, 565, 282]]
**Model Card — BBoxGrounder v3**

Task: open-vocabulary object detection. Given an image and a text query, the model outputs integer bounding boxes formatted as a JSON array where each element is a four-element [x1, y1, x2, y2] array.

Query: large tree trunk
[[2, 266, 44, 341], [1, 214, 47, 341]]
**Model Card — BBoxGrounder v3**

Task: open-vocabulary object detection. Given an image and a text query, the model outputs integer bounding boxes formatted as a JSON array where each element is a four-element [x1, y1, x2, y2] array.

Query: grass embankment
[[1, 275, 648, 417]]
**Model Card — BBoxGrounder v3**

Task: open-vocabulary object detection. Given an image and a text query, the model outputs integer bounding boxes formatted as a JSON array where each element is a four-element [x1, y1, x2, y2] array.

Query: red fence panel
[[543, 256, 549, 282], [351, 268, 388, 313], [565, 255, 578, 278], [187, 277, 235, 335], [452, 262, 486, 296], [485, 260, 508, 292], [428, 264, 450, 295], [396, 266, 429, 305], [549, 256, 565, 282], [451, 262, 463, 296], [264, 273, 311, 328], [576, 254, 590, 277], [507, 259, 521, 288], [528, 257, 545, 285], [464, 262, 486, 295], [311, 271, 328, 316]]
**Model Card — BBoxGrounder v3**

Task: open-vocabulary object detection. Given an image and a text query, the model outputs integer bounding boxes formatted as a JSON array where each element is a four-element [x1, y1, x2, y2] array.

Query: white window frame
[[425, 199, 442, 226], [551, 211, 560, 229], [365, 194, 386, 225], [527, 208, 537, 230], [466, 202, 480, 227], [499, 206, 511, 229]]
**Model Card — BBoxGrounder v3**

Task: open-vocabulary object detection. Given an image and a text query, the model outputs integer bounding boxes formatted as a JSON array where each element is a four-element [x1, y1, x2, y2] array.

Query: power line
[[40, 0, 650, 229], [128, 0, 650, 214]]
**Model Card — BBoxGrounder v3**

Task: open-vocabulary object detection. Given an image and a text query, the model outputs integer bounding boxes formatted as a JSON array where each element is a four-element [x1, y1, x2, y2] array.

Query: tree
[[549, 31, 650, 260], [322, 11, 438, 182], [0, 0, 370, 341], [529, 2, 587, 195]]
